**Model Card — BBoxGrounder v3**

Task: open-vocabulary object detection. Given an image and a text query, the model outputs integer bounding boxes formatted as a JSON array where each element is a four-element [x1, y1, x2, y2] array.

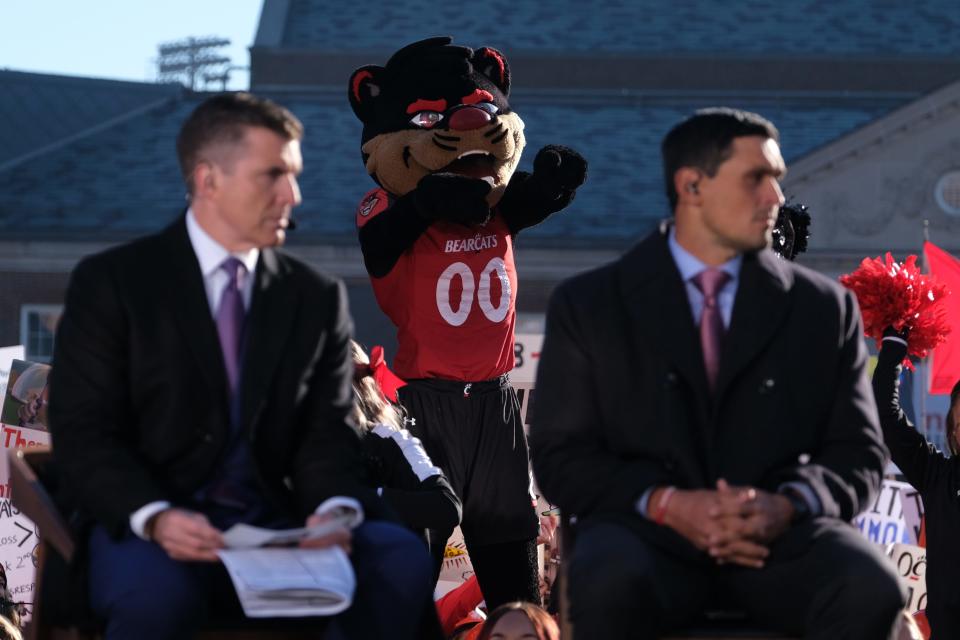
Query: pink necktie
[[692, 268, 731, 392]]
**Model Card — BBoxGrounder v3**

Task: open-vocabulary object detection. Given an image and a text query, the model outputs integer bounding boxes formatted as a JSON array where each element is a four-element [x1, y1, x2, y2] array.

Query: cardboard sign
[[0, 358, 53, 619], [854, 479, 914, 545], [436, 526, 474, 598], [0, 347, 25, 406], [899, 485, 925, 547], [513, 382, 535, 434], [512, 333, 543, 384], [0, 422, 48, 619], [885, 543, 927, 613], [1, 360, 51, 433], [511, 333, 542, 434]]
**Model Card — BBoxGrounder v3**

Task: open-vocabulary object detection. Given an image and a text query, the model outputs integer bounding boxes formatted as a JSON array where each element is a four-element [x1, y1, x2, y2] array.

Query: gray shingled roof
[[0, 70, 182, 166], [279, 0, 960, 56], [0, 90, 895, 245]]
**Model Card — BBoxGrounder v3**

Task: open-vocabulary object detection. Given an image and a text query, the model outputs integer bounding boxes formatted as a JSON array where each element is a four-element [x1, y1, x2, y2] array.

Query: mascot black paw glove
[[414, 172, 493, 226], [529, 145, 588, 201]]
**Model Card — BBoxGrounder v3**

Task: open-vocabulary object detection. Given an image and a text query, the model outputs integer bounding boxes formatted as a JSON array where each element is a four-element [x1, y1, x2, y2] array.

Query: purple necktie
[[692, 268, 731, 392], [216, 257, 247, 393]]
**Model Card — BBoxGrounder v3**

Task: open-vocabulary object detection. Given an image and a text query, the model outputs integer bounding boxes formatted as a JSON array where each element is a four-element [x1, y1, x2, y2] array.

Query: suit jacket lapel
[[715, 249, 793, 401], [240, 248, 298, 433], [619, 227, 711, 418], [162, 217, 230, 402]]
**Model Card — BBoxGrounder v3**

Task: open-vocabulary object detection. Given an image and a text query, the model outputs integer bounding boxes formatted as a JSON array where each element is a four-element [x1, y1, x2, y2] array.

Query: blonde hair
[[351, 341, 403, 432], [0, 616, 22, 640]]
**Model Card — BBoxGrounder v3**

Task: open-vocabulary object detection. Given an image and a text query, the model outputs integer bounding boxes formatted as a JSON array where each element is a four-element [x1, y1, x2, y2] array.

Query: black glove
[[412, 173, 492, 227], [874, 327, 910, 426], [528, 145, 588, 200], [880, 326, 909, 364]]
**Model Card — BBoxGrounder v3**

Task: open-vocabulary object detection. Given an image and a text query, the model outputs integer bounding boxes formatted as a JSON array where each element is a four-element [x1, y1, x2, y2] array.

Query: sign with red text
[[885, 543, 927, 613], [512, 333, 543, 384], [0, 359, 52, 620]]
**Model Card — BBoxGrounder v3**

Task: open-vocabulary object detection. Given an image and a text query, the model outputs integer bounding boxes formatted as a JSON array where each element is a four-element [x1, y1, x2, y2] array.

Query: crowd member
[[48, 92, 433, 639], [0, 617, 21, 640], [351, 341, 462, 560], [873, 329, 960, 638], [530, 108, 904, 639], [0, 566, 24, 630], [476, 601, 559, 640]]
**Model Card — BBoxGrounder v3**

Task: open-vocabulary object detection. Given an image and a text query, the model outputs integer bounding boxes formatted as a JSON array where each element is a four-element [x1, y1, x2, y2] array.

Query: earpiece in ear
[[687, 183, 699, 195]]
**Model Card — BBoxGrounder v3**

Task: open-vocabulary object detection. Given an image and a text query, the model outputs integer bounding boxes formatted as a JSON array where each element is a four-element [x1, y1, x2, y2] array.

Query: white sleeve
[[372, 424, 443, 481], [130, 501, 172, 540], [314, 496, 365, 527]]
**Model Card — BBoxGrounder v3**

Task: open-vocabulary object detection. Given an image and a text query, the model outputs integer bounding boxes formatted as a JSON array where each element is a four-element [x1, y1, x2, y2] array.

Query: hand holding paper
[[300, 510, 353, 554], [221, 508, 358, 550]]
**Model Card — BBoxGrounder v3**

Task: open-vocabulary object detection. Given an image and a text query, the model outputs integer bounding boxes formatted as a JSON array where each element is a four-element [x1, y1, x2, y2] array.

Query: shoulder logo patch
[[359, 194, 380, 217]]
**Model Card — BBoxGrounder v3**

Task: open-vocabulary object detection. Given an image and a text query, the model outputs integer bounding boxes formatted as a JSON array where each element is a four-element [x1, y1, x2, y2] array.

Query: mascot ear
[[348, 65, 385, 123], [472, 47, 510, 97]]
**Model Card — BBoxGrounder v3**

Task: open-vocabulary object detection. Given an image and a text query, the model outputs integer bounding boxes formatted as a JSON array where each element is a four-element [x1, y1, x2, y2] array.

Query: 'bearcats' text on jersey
[[357, 188, 517, 381]]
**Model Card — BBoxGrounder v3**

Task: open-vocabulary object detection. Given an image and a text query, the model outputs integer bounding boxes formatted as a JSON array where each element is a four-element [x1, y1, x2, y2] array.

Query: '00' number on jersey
[[436, 258, 511, 326]]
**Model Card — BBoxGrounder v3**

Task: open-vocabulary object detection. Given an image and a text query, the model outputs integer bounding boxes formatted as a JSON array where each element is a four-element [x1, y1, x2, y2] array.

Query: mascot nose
[[448, 106, 492, 131]]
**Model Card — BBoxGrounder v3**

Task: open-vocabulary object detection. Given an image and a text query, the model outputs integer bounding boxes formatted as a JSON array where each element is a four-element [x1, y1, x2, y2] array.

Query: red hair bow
[[367, 345, 406, 403]]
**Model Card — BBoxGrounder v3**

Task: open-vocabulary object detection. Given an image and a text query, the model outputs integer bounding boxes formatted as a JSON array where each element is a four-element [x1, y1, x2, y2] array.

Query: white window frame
[[19, 304, 63, 364]]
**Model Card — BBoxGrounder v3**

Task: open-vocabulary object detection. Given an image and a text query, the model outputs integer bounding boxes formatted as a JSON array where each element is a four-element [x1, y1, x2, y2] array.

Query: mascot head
[[348, 36, 526, 205]]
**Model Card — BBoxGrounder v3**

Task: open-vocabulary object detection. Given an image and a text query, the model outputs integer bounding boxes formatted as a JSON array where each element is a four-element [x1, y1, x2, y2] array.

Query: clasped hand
[[658, 479, 793, 569]]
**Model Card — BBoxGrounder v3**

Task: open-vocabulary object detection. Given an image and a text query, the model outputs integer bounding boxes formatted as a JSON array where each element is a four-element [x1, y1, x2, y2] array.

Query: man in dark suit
[[530, 109, 905, 639], [48, 93, 433, 639]]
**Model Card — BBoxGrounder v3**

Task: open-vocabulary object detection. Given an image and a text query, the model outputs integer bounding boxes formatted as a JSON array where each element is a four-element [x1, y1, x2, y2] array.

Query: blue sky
[[0, 0, 263, 89]]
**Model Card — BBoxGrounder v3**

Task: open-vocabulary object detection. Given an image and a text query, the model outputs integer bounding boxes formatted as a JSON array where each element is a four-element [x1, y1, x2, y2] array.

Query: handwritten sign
[[885, 543, 927, 613], [854, 479, 914, 545], [512, 333, 543, 384], [0, 358, 52, 619], [437, 526, 474, 598]]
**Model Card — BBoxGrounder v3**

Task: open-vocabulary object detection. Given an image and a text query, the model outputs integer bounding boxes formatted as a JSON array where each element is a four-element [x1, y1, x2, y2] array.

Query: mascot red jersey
[[349, 37, 586, 609]]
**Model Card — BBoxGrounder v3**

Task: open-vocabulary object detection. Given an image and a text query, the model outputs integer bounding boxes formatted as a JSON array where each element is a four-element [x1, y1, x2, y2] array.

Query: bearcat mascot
[[348, 36, 587, 608]]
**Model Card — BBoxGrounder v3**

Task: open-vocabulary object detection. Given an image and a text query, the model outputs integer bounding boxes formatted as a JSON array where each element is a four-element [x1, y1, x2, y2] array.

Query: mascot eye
[[409, 111, 444, 129], [475, 102, 499, 115]]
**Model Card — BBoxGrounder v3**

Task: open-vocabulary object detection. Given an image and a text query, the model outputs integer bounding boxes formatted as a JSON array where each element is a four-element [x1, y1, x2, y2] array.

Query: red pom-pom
[[839, 253, 951, 370]]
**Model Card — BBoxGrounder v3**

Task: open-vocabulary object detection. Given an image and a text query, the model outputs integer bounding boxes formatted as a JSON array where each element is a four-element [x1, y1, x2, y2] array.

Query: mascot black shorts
[[398, 376, 539, 546]]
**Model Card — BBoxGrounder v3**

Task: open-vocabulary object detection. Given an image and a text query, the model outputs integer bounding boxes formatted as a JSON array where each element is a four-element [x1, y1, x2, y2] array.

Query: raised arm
[[872, 330, 945, 492], [498, 145, 587, 235]]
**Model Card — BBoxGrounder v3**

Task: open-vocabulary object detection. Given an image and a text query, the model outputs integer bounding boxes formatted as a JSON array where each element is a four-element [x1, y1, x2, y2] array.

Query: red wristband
[[653, 486, 676, 525]]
